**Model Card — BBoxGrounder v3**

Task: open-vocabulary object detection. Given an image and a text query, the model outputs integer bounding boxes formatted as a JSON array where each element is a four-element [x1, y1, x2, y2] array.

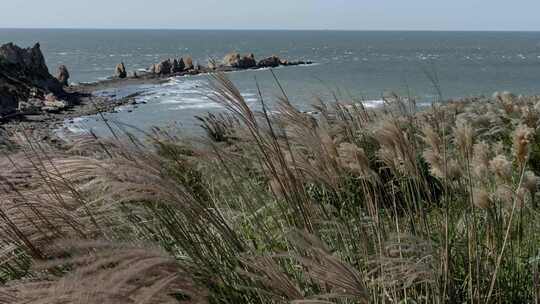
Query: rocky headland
[[0, 42, 313, 147]]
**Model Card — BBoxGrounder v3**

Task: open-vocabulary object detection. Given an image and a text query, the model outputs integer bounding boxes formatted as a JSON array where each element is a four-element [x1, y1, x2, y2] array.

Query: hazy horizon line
[[1, 26, 539, 33]]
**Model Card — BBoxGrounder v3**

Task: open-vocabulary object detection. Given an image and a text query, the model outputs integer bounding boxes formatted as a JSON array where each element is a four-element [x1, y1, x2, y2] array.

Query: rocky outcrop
[[148, 57, 189, 75], [223, 52, 257, 69], [184, 56, 194, 70], [115, 62, 127, 78], [137, 52, 312, 81], [257, 55, 281, 68], [155, 60, 172, 75], [172, 58, 185, 73], [56, 65, 70, 87], [0, 42, 63, 116]]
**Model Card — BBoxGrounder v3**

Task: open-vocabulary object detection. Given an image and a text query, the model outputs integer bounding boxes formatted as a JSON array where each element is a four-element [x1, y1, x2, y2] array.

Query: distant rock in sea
[[115, 62, 127, 78], [257, 55, 281, 68], [223, 52, 257, 69], [111, 51, 311, 81]]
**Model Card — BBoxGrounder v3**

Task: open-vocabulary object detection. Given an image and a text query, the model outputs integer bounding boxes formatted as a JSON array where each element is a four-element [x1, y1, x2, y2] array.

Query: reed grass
[[0, 76, 540, 303]]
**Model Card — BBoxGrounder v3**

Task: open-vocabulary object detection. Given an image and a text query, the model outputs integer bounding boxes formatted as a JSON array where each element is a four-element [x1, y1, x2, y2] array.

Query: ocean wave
[[170, 103, 222, 110], [160, 97, 210, 104]]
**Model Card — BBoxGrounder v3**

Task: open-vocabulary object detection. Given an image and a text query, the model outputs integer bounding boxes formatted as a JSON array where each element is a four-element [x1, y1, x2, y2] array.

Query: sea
[[2, 29, 540, 136]]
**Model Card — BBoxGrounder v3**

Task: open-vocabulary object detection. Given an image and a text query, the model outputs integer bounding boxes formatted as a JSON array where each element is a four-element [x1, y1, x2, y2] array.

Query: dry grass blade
[[0, 240, 207, 304], [237, 256, 304, 301], [288, 231, 369, 303]]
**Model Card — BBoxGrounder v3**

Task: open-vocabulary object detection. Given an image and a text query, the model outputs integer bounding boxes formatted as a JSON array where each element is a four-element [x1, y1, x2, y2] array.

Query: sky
[[2, 0, 540, 31]]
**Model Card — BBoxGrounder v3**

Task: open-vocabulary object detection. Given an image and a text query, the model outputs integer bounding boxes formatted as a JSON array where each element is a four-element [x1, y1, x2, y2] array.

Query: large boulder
[[171, 58, 185, 73], [155, 59, 172, 75], [56, 65, 70, 86], [223, 52, 257, 69], [257, 55, 281, 68], [0, 42, 62, 116], [177, 57, 186, 72], [115, 62, 127, 78]]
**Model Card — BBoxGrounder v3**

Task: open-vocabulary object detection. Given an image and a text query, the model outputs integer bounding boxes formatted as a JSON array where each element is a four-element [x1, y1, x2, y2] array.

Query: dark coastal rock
[[223, 52, 257, 69], [155, 59, 172, 75], [171, 58, 185, 73], [115, 62, 127, 78], [257, 55, 281, 68], [177, 57, 186, 72], [0, 92, 18, 116], [56, 65, 70, 87], [0, 42, 63, 116]]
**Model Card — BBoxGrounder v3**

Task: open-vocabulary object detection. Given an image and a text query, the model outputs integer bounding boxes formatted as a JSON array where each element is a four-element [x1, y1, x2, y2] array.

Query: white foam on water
[[361, 99, 385, 108], [161, 97, 210, 104], [171, 102, 222, 110]]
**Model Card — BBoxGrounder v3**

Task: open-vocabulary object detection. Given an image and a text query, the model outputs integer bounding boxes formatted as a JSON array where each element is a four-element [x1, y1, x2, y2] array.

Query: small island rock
[[115, 62, 127, 78]]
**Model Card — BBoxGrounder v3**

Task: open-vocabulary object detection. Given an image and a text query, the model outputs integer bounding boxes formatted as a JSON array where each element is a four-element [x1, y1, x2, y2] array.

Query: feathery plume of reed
[[420, 124, 441, 154], [0, 240, 207, 304], [493, 141, 505, 156], [472, 141, 491, 181], [472, 187, 492, 209], [512, 124, 534, 167], [447, 159, 462, 180], [375, 119, 416, 175], [489, 154, 513, 184], [420, 123, 450, 179], [521, 106, 540, 128], [453, 119, 474, 159], [422, 149, 444, 179], [516, 187, 530, 209], [496, 91, 516, 114], [237, 256, 304, 301], [337, 142, 377, 180], [288, 231, 369, 303], [523, 171, 539, 196], [494, 185, 514, 208]]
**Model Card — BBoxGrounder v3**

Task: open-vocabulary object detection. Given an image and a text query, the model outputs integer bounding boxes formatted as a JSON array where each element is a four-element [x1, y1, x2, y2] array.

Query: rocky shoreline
[[0, 42, 313, 148]]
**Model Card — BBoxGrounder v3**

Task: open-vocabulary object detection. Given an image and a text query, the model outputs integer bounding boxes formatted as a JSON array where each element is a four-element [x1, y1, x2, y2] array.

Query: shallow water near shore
[[3, 29, 540, 136]]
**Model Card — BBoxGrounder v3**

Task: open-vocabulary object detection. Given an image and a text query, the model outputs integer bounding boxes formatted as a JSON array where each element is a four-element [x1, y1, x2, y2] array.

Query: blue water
[[2, 29, 540, 135]]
